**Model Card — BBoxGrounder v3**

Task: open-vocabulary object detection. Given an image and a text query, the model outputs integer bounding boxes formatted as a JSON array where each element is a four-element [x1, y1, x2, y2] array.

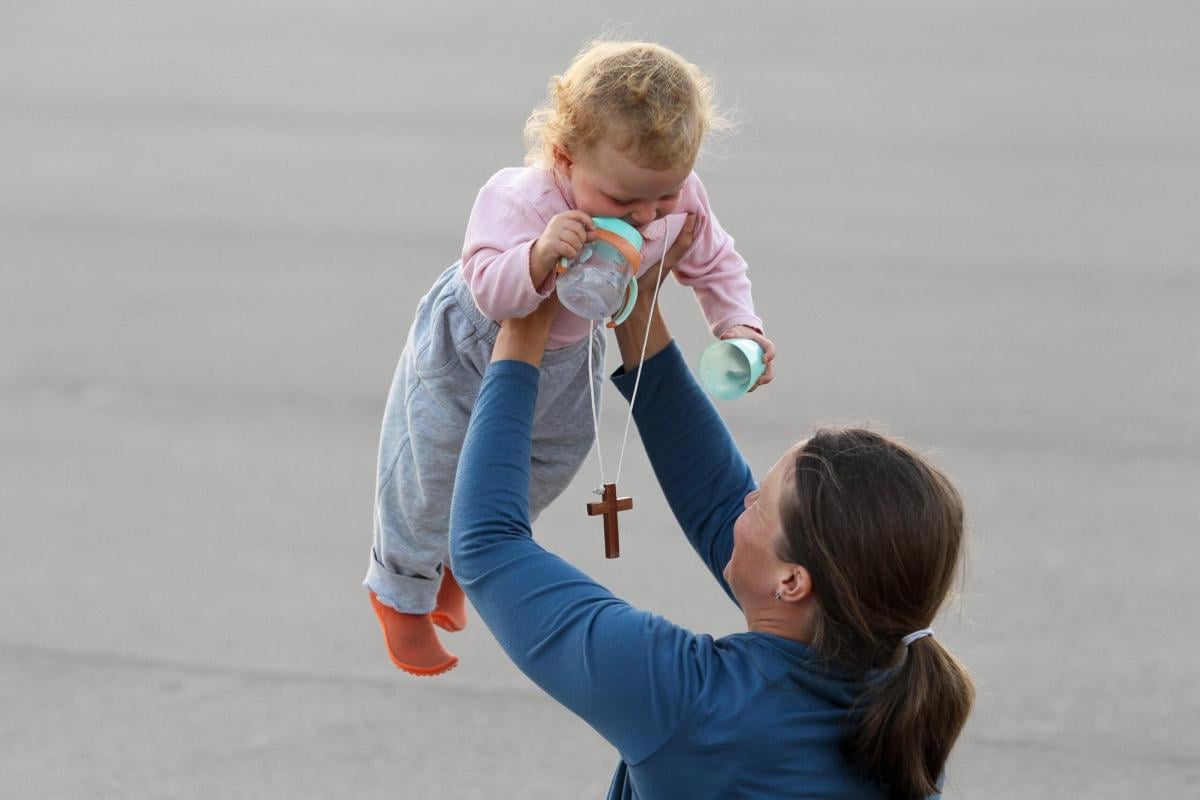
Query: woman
[[448, 224, 974, 799]]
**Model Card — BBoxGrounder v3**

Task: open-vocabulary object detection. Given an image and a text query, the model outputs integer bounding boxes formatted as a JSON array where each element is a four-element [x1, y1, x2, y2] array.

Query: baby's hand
[[721, 325, 775, 392], [531, 211, 595, 287]]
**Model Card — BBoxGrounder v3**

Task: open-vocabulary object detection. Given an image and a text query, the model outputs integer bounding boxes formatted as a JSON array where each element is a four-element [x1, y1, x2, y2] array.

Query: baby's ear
[[552, 145, 574, 174]]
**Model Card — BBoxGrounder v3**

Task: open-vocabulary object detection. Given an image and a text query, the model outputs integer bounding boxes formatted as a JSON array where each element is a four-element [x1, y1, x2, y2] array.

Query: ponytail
[[845, 637, 975, 799]]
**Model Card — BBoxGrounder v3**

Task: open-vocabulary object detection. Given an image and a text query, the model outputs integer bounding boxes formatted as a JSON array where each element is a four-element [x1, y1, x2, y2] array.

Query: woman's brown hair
[[777, 428, 975, 799]]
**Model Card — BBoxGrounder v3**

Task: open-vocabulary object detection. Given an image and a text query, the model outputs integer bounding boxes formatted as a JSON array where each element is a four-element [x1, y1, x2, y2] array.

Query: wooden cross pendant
[[587, 483, 633, 559]]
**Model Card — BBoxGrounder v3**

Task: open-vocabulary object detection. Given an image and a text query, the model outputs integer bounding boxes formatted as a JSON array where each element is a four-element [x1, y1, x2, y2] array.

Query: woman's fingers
[[639, 213, 697, 293], [665, 213, 697, 268]]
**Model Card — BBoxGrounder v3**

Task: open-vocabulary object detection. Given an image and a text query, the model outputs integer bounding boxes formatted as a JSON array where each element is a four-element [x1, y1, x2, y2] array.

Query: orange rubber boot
[[431, 566, 468, 633], [369, 591, 458, 677]]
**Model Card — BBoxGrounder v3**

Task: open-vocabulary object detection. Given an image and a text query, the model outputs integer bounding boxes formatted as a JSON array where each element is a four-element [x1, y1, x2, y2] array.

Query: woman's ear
[[777, 565, 813, 603]]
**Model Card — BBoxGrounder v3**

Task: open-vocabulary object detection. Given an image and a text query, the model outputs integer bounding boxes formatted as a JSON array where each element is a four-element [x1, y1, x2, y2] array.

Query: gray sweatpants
[[364, 263, 605, 614]]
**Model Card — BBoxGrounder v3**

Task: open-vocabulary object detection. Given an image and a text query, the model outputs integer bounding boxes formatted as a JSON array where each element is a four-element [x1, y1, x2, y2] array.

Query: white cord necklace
[[583, 244, 669, 558]]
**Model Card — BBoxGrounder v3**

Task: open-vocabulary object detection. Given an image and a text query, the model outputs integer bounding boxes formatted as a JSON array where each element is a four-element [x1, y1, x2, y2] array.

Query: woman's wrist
[[492, 295, 560, 367], [613, 294, 670, 372], [493, 325, 551, 366]]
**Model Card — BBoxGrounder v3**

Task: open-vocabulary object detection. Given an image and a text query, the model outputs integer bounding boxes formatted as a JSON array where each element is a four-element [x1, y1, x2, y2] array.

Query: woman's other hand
[[612, 214, 696, 371], [636, 213, 696, 297], [492, 293, 562, 367]]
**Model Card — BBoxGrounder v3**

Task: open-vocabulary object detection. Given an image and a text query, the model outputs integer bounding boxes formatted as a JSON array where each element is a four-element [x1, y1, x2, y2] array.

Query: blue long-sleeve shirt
[[450, 342, 888, 799]]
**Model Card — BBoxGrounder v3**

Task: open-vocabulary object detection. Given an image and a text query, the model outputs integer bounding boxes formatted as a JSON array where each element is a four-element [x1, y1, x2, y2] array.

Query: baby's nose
[[627, 207, 655, 226]]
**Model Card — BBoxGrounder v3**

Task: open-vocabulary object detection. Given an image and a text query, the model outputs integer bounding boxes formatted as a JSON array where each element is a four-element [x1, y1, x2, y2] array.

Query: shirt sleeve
[[449, 359, 712, 766], [461, 179, 555, 320], [668, 174, 763, 336], [611, 341, 755, 603]]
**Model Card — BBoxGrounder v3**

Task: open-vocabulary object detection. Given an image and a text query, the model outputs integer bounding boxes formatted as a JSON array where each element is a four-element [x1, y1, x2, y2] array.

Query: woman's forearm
[[610, 342, 754, 605], [613, 290, 672, 373]]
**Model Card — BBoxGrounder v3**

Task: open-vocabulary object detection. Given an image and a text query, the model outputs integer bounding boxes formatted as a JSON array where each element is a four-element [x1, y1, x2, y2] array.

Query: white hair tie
[[901, 628, 935, 647]]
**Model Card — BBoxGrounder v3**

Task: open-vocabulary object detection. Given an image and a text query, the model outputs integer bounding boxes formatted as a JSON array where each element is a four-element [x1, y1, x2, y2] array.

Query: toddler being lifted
[[365, 39, 775, 675]]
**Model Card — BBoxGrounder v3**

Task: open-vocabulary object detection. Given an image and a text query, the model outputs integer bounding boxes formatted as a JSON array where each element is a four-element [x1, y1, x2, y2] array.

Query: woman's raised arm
[[610, 214, 756, 603], [450, 301, 708, 765]]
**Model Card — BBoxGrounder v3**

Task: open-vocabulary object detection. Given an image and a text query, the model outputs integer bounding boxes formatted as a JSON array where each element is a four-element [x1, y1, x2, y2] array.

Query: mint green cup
[[698, 339, 766, 400]]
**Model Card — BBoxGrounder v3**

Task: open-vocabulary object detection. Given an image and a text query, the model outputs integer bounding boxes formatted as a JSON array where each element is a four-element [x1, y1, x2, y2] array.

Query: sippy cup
[[698, 338, 767, 400], [556, 217, 643, 328]]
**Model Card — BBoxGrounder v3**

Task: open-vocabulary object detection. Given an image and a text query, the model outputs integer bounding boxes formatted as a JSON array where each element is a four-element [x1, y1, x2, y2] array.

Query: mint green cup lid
[[592, 216, 643, 251]]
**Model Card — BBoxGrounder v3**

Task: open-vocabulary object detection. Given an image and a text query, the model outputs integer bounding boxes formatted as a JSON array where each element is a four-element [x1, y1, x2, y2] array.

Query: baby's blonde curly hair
[[524, 40, 728, 171]]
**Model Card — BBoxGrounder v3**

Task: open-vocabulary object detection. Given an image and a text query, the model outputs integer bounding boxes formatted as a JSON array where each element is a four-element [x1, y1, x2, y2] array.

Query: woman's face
[[724, 446, 798, 606]]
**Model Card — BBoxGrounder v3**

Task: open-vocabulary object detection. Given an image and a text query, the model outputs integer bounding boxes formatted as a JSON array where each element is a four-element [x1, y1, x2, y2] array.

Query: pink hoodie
[[461, 167, 762, 350]]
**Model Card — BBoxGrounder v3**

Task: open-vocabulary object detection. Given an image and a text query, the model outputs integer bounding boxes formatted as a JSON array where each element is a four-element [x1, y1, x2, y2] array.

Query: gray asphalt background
[[3, 2, 1198, 798]]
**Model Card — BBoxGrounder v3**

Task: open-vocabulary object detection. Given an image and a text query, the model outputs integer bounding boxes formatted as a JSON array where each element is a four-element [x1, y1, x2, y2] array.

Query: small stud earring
[[773, 591, 781, 600]]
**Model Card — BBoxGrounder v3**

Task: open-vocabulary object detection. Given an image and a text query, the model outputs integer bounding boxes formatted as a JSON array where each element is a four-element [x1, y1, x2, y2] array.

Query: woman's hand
[[492, 293, 561, 367], [635, 213, 696, 298], [720, 326, 775, 392], [613, 213, 697, 371]]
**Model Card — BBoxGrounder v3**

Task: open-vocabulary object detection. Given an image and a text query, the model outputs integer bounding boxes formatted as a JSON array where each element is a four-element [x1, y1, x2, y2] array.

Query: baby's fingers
[[563, 210, 595, 228], [550, 238, 582, 261], [741, 330, 775, 364], [747, 361, 774, 393], [563, 211, 596, 239]]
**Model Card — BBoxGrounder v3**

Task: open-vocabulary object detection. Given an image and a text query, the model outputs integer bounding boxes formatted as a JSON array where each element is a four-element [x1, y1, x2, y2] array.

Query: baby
[[365, 40, 775, 675]]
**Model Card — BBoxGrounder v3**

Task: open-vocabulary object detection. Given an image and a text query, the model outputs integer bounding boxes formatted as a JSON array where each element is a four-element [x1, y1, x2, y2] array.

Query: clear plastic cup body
[[557, 241, 630, 320]]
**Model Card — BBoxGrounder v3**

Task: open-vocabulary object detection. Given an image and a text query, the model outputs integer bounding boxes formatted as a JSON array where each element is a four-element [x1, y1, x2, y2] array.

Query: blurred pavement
[[2, 2, 1198, 797]]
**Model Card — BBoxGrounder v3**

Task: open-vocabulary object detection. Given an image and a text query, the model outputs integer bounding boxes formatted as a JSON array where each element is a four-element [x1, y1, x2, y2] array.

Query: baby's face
[[558, 140, 690, 229]]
